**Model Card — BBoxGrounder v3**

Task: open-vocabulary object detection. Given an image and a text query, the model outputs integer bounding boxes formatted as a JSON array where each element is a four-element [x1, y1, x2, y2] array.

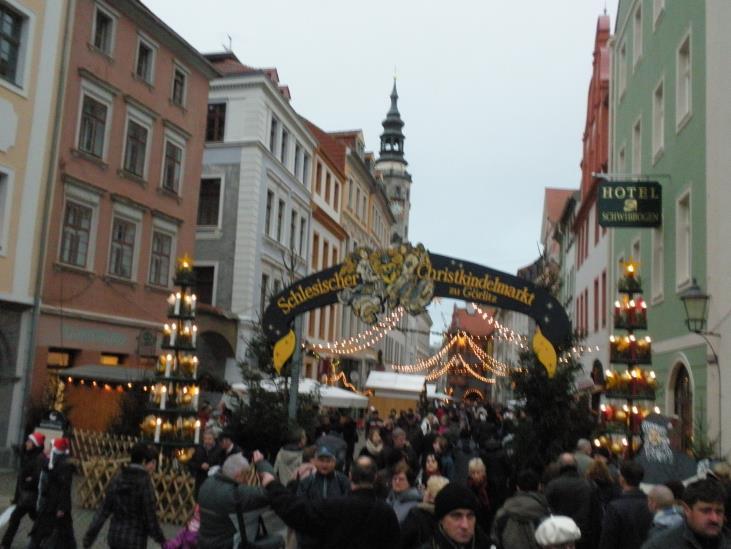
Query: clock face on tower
[[390, 202, 404, 218]]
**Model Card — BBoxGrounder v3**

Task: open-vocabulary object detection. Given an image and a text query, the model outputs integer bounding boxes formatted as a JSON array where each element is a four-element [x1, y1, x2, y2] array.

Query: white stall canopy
[[232, 377, 368, 409], [365, 372, 426, 400]]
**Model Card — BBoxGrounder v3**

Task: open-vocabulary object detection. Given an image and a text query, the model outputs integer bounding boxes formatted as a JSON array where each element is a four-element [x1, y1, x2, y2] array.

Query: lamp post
[[679, 279, 721, 454]]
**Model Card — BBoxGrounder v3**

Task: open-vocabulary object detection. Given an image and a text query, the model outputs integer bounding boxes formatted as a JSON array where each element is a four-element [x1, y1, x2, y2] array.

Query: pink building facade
[[33, 0, 216, 430]]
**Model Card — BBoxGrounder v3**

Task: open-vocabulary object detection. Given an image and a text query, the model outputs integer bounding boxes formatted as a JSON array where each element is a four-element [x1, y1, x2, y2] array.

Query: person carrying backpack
[[491, 469, 550, 549]]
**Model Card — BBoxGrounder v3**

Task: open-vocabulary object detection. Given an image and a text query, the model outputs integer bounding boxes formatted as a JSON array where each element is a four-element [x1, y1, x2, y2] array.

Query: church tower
[[374, 79, 413, 244]]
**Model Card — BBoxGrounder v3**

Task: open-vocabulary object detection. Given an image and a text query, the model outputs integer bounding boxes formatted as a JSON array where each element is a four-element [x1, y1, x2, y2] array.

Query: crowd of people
[[2, 401, 731, 548]]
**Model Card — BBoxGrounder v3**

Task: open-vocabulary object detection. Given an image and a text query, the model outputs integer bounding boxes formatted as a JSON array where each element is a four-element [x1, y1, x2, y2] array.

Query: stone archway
[[669, 361, 693, 451], [197, 331, 235, 382]]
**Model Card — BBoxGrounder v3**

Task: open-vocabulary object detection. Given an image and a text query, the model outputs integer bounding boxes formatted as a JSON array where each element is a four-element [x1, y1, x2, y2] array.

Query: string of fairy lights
[[308, 307, 405, 355]]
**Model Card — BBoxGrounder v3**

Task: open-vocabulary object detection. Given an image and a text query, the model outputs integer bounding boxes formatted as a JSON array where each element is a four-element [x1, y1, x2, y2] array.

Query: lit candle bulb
[[194, 419, 201, 444], [191, 294, 197, 315], [167, 293, 176, 313], [193, 385, 199, 409], [192, 325, 198, 348], [154, 417, 162, 443], [165, 353, 173, 377], [192, 357, 199, 378], [160, 384, 167, 410]]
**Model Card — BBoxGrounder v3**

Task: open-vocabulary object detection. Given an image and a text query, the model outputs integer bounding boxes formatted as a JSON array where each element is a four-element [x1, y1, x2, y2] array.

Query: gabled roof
[[302, 118, 347, 178], [204, 52, 287, 98], [448, 306, 496, 337], [543, 187, 577, 224]]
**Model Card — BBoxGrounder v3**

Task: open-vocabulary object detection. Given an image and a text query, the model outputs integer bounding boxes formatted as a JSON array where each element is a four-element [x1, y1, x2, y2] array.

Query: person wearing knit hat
[[534, 515, 582, 548], [1, 433, 46, 548], [421, 482, 492, 548], [28, 437, 77, 548]]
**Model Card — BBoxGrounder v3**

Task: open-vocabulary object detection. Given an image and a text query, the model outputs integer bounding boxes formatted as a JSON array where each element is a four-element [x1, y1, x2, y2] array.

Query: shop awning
[[426, 384, 452, 401], [365, 371, 426, 400]]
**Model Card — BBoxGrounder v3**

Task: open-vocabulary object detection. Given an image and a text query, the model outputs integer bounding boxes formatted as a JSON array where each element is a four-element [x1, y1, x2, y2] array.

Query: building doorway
[[672, 364, 693, 451]]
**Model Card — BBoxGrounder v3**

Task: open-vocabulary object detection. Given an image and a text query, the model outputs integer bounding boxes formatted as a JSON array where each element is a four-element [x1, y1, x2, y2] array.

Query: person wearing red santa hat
[[1, 433, 46, 548], [28, 437, 77, 548]]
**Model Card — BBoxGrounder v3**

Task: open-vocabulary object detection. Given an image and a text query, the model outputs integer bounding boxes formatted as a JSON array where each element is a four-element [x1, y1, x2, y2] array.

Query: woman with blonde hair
[[400, 475, 450, 549]]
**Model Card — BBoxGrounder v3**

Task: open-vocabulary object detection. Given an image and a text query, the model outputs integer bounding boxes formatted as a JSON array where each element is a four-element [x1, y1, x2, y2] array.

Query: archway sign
[[263, 243, 570, 377]]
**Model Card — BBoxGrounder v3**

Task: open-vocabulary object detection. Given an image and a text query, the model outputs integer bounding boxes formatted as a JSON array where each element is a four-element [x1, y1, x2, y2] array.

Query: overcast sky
[[144, 0, 618, 341]]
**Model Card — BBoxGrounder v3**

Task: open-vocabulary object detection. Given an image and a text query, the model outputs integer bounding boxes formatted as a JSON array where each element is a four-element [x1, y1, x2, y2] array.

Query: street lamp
[[679, 278, 721, 455], [679, 279, 711, 334]]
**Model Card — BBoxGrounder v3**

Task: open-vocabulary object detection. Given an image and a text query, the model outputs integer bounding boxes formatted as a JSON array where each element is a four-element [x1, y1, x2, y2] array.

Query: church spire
[[380, 78, 406, 163]]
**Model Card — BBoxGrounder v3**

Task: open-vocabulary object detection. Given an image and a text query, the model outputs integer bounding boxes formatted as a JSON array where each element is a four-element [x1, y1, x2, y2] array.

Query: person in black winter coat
[[479, 437, 513, 514], [544, 453, 604, 549], [1, 432, 46, 549], [598, 460, 653, 549], [260, 455, 400, 549], [401, 475, 450, 549], [419, 482, 492, 549], [189, 429, 224, 498], [28, 438, 76, 549], [83, 443, 166, 549]]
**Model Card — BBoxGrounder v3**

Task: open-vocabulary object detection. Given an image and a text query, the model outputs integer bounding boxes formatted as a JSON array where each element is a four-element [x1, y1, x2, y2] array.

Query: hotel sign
[[598, 181, 662, 227]]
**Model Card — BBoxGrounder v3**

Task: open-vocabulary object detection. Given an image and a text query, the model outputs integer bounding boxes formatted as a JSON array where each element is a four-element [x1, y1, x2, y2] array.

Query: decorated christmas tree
[[141, 255, 201, 464]]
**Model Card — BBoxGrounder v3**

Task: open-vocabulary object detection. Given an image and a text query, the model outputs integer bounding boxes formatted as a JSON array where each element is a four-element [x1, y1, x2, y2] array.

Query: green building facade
[[609, 0, 712, 453]]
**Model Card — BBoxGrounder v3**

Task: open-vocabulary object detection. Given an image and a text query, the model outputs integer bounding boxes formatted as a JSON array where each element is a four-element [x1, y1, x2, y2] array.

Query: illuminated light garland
[[471, 303, 528, 345], [425, 355, 460, 381], [392, 334, 461, 373], [458, 355, 496, 384], [309, 307, 405, 355], [465, 338, 510, 375]]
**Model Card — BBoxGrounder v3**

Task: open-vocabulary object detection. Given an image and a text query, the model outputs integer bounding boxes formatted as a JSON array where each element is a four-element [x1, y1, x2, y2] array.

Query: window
[[325, 173, 331, 203], [171, 65, 186, 106], [355, 188, 361, 217], [47, 348, 74, 369], [632, 238, 641, 276], [323, 241, 329, 269], [60, 201, 92, 268], [276, 199, 285, 241], [260, 273, 269, 314], [315, 162, 322, 194], [652, 80, 664, 159], [206, 103, 226, 142], [193, 265, 215, 305], [0, 3, 22, 85], [289, 210, 297, 250], [123, 119, 148, 177], [100, 353, 123, 365], [601, 270, 607, 328], [162, 139, 183, 193], [149, 231, 172, 286], [651, 227, 664, 300], [676, 192, 691, 287], [280, 128, 288, 164], [632, 118, 641, 174], [265, 191, 273, 236], [299, 218, 306, 256], [333, 182, 340, 212], [79, 95, 108, 158], [618, 146, 626, 174], [108, 217, 136, 278], [618, 41, 627, 97], [135, 36, 155, 83], [302, 153, 310, 186], [677, 33, 691, 128], [312, 233, 319, 269], [92, 4, 115, 55], [632, 5, 642, 67], [273, 278, 281, 296], [348, 179, 354, 210], [197, 178, 222, 227], [269, 117, 278, 153], [294, 144, 302, 179], [0, 169, 10, 255], [653, 0, 665, 28]]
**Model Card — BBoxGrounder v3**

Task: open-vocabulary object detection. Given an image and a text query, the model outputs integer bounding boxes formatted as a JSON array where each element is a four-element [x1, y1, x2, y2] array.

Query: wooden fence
[[73, 429, 196, 524]]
